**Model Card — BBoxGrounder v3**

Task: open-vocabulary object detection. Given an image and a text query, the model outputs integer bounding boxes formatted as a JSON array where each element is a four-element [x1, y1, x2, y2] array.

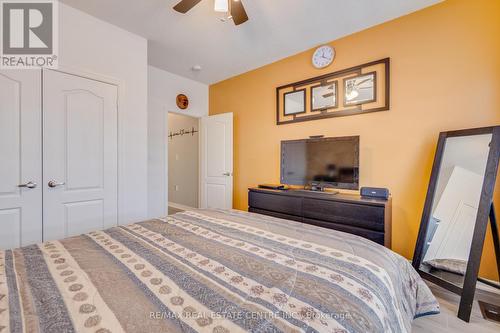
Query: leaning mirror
[[420, 133, 491, 282], [413, 126, 500, 322]]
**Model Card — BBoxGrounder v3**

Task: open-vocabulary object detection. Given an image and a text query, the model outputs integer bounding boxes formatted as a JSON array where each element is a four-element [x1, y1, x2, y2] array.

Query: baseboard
[[168, 202, 196, 211]]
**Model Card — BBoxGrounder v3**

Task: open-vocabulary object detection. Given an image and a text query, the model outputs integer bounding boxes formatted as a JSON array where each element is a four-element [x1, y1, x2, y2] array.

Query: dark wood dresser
[[248, 188, 392, 248]]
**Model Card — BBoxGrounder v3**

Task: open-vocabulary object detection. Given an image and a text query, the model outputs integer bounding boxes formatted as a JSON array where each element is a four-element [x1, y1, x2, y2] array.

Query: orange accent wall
[[209, 0, 500, 280]]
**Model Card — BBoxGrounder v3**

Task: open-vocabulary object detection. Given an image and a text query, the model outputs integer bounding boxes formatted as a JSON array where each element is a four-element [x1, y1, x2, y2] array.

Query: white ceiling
[[60, 0, 441, 84]]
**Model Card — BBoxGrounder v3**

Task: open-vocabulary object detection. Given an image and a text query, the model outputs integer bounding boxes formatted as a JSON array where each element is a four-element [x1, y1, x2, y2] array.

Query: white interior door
[[424, 166, 483, 262], [200, 113, 233, 209], [0, 70, 42, 249], [43, 70, 118, 241]]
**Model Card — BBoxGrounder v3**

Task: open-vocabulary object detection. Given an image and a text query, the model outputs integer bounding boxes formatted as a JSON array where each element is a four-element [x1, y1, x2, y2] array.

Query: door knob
[[18, 181, 37, 189], [48, 180, 65, 188], [223, 172, 232, 176]]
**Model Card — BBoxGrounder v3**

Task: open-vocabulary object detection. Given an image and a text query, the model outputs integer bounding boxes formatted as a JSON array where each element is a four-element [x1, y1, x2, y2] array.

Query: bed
[[0, 209, 439, 333]]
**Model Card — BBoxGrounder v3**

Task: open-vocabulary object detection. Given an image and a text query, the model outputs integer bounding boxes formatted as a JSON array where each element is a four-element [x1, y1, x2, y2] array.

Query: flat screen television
[[280, 136, 360, 190]]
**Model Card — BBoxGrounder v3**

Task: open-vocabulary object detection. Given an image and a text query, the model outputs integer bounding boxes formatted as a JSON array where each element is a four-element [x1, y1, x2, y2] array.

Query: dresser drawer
[[303, 218, 385, 245], [302, 198, 385, 231], [249, 208, 303, 223], [248, 191, 302, 217]]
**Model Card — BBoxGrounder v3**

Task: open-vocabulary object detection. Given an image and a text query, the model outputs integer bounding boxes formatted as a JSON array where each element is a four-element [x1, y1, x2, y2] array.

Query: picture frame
[[311, 82, 338, 112], [343, 72, 377, 107], [283, 89, 306, 116], [276, 58, 390, 125]]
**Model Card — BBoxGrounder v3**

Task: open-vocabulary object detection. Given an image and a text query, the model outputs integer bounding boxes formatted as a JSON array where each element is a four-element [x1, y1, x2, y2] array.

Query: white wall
[[148, 66, 208, 218], [149, 66, 209, 118], [60, 4, 148, 224]]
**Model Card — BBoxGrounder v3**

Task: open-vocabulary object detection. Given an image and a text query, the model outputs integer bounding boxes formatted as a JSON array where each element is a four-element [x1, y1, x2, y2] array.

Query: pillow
[[424, 258, 467, 275]]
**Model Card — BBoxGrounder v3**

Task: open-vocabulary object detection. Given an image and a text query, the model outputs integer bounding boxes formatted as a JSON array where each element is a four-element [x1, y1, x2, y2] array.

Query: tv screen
[[280, 136, 359, 190]]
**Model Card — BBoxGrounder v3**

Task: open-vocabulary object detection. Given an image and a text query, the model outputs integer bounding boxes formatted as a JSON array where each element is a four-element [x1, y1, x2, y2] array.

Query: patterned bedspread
[[0, 209, 439, 333]]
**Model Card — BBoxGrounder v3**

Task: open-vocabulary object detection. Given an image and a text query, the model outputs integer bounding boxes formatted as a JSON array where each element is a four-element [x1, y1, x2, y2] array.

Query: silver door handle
[[18, 181, 37, 189], [48, 180, 65, 188], [223, 172, 232, 176]]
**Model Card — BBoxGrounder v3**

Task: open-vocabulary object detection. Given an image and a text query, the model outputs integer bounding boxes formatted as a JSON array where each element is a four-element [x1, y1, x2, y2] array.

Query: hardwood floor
[[168, 206, 184, 215], [412, 282, 500, 332]]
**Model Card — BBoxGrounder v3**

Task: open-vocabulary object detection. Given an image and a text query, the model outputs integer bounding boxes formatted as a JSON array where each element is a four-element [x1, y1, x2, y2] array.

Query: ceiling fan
[[322, 85, 335, 99], [319, 77, 373, 99], [173, 0, 249, 26], [345, 77, 374, 100]]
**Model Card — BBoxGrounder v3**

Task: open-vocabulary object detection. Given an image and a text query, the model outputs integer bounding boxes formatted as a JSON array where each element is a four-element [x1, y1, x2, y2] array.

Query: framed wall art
[[343, 72, 376, 106], [276, 58, 390, 125], [311, 82, 338, 111], [283, 89, 306, 116]]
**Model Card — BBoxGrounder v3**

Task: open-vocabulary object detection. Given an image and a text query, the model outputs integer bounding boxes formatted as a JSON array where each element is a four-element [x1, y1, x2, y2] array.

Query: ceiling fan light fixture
[[173, 0, 248, 26], [346, 89, 359, 101], [214, 0, 228, 12]]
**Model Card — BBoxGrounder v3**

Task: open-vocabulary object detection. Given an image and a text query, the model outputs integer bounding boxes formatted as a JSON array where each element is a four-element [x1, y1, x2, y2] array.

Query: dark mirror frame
[[412, 126, 500, 323]]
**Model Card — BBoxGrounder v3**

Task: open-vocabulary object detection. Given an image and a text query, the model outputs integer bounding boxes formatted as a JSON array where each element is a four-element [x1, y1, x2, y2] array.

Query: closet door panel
[[65, 91, 104, 190], [0, 74, 20, 194], [0, 70, 42, 249], [43, 70, 118, 241]]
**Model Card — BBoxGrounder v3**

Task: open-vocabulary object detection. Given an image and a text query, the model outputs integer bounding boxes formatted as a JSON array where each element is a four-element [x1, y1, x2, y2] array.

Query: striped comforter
[[0, 209, 439, 333]]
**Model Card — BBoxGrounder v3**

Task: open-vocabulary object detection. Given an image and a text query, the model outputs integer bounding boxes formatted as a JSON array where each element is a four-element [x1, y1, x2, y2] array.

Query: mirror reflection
[[284, 90, 305, 115], [420, 133, 492, 285], [312, 84, 337, 111]]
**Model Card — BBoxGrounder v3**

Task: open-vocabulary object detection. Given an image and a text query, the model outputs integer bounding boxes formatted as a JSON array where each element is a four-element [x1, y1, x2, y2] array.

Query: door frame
[[166, 112, 201, 212], [42, 65, 125, 224], [167, 110, 202, 214], [148, 105, 204, 218]]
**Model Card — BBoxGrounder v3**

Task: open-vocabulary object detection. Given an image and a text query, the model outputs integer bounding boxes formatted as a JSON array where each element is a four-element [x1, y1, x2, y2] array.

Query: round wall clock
[[176, 94, 189, 110], [312, 45, 335, 69]]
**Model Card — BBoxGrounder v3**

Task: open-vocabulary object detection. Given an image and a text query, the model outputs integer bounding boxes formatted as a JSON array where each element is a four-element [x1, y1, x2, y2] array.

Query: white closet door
[[0, 70, 42, 250], [43, 70, 118, 241]]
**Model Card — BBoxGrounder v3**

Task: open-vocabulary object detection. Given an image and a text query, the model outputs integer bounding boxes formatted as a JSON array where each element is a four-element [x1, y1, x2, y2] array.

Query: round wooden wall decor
[[176, 94, 189, 110]]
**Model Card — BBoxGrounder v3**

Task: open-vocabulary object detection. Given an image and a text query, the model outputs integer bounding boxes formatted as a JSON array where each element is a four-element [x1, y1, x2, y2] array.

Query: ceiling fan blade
[[173, 0, 203, 13], [354, 78, 372, 87], [231, 0, 249, 25]]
